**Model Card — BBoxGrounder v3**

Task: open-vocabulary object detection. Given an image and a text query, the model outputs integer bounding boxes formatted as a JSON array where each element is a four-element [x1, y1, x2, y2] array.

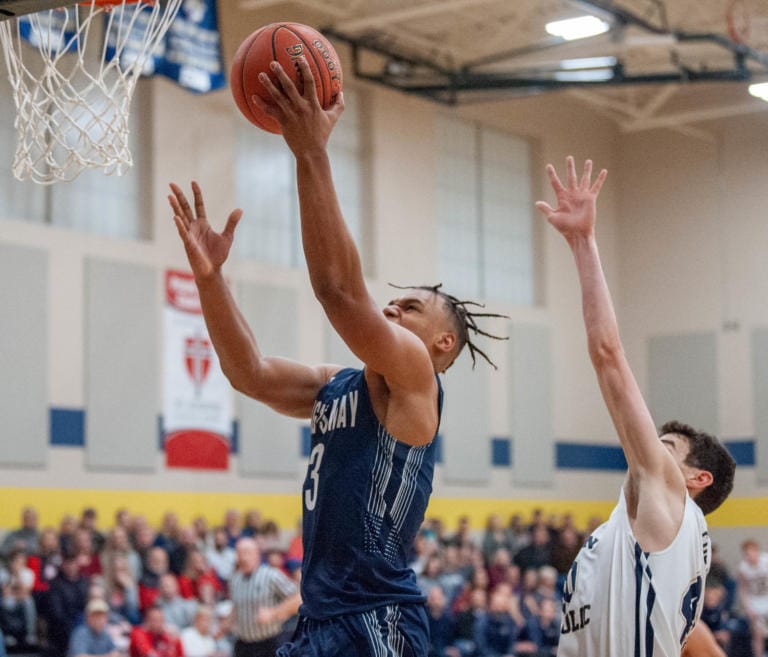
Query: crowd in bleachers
[[0, 505, 762, 657]]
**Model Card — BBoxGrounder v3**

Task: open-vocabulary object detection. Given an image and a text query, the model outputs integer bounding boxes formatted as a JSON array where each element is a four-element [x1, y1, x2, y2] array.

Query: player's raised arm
[[535, 157, 686, 539], [169, 182, 336, 419], [253, 57, 436, 393]]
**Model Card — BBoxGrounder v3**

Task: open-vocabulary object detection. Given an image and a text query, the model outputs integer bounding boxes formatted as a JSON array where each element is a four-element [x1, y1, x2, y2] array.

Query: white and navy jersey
[[557, 490, 710, 657], [299, 367, 443, 620]]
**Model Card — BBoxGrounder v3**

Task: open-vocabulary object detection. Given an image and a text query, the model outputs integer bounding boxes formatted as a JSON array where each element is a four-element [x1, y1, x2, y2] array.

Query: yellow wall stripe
[[0, 487, 761, 532]]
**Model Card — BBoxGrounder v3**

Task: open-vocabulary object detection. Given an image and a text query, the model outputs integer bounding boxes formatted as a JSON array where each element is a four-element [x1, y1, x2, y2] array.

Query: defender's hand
[[535, 156, 607, 241]]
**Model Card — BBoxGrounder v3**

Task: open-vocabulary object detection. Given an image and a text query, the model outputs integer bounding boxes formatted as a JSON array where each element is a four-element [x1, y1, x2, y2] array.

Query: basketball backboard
[[0, 0, 78, 20]]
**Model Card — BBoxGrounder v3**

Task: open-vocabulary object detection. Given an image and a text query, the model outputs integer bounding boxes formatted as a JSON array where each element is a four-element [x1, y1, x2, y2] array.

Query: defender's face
[[661, 433, 699, 482]]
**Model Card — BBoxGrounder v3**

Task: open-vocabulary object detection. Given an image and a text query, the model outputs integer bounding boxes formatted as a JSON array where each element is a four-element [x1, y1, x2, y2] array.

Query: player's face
[[383, 289, 450, 348], [660, 433, 697, 479]]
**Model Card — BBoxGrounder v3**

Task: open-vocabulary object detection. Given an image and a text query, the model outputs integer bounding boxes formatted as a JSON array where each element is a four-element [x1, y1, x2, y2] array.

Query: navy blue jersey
[[299, 367, 443, 619]]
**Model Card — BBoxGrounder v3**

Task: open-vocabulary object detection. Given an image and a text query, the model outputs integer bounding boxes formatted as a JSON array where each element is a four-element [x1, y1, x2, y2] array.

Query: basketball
[[230, 22, 343, 134]]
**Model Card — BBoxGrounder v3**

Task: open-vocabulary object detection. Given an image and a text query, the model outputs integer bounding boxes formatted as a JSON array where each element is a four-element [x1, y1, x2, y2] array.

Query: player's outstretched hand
[[252, 56, 345, 157], [169, 181, 243, 281], [535, 155, 607, 241]]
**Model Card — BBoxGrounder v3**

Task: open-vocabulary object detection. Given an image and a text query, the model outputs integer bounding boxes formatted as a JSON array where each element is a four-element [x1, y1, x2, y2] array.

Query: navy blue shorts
[[276, 604, 429, 657]]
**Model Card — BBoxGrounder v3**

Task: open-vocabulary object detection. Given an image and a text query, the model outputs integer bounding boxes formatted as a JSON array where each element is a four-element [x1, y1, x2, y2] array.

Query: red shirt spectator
[[130, 606, 184, 657]]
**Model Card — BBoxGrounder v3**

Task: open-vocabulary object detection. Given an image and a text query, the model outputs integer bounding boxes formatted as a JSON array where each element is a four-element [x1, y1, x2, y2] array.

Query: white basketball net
[[0, 0, 182, 184]]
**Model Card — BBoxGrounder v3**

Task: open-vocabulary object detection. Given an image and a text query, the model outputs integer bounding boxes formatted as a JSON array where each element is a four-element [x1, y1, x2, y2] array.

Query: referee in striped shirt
[[230, 537, 300, 657]]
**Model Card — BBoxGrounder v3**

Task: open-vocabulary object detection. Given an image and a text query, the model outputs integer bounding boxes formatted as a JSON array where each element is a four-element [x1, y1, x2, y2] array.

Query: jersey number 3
[[304, 443, 325, 511]]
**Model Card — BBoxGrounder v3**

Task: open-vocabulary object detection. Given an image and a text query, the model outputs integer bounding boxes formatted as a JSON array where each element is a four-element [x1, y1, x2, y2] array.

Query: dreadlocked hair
[[389, 283, 509, 370]]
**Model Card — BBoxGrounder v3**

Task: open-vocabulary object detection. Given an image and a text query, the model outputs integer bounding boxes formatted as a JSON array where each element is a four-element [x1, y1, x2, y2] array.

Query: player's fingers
[[259, 72, 291, 113], [296, 56, 319, 105], [250, 93, 282, 119], [169, 182, 195, 222], [590, 169, 608, 195], [270, 61, 304, 106], [580, 160, 593, 190], [168, 195, 190, 231], [545, 164, 566, 194], [172, 215, 192, 247], [328, 91, 345, 121], [566, 155, 578, 189], [222, 209, 244, 241], [534, 201, 555, 217], [191, 181, 207, 221]]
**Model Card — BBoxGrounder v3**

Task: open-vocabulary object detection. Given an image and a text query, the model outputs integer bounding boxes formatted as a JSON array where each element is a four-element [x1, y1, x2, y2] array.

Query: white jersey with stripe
[[557, 489, 710, 657]]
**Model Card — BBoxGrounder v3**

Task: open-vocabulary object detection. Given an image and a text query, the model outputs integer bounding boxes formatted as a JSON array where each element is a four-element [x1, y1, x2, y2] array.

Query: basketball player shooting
[[536, 157, 736, 657], [169, 55, 505, 657]]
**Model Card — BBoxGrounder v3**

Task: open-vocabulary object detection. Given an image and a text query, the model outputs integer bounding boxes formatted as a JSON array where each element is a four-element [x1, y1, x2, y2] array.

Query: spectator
[[46, 554, 89, 657], [113, 509, 132, 534], [417, 556, 444, 598], [738, 538, 768, 657], [474, 589, 521, 657], [451, 587, 488, 657], [256, 522, 281, 555], [67, 598, 119, 657], [507, 514, 530, 557], [439, 546, 468, 605], [170, 528, 199, 578], [59, 515, 78, 557], [191, 518, 211, 553], [181, 605, 221, 657], [103, 527, 142, 584], [482, 515, 511, 566], [239, 512, 262, 540], [0, 548, 37, 648], [487, 548, 512, 592], [156, 513, 181, 556], [223, 512, 241, 549], [513, 526, 551, 575], [28, 526, 62, 594], [73, 528, 102, 578], [426, 586, 453, 657], [138, 547, 169, 612], [129, 606, 183, 657], [134, 525, 158, 572], [205, 529, 236, 585], [452, 568, 490, 615], [525, 597, 560, 657], [178, 551, 222, 601], [230, 537, 299, 657], [103, 554, 141, 625], [710, 543, 738, 611], [283, 522, 302, 575], [549, 527, 580, 580], [156, 574, 196, 632], [444, 516, 474, 550], [80, 509, 106, 554], [701, 577, 752, 657], [1, 507, 39, 558]]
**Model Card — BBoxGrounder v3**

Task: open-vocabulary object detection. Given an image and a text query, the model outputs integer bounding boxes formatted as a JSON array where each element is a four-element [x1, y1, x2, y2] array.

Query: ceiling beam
[[334, 0, 501, 32], [622, 100, 768, 132], [568, 89, 715, 142]]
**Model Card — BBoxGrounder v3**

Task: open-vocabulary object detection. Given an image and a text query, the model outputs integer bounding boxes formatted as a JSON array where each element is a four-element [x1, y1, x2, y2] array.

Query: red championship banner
[[163, 270, 232, 469]]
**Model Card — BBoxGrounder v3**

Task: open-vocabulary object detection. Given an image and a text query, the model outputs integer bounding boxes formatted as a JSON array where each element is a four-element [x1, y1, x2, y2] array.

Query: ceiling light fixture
[[559, 56, 617, 70], [546, 15, 611, 41], [554, 69, 615, 82], [748, 82, 768, 102]]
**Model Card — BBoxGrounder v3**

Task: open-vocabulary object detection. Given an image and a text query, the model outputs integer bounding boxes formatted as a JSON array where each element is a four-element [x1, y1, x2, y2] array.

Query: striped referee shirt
[[230, 565, 297, 642]]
